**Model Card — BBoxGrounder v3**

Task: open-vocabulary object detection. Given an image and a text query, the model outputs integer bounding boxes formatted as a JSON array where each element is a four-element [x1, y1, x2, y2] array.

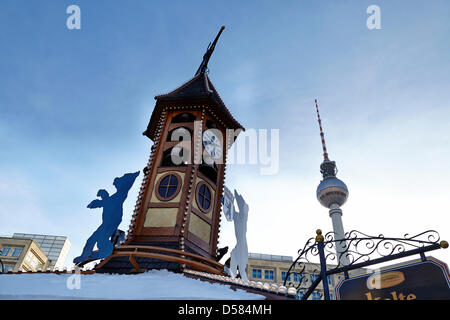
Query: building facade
[[0, 237, 50, 272], [12, 233, 71, 270], [246, 252, 366, 300]]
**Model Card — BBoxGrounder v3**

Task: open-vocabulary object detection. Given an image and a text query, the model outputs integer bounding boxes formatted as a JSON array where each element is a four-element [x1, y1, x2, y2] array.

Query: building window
[[252, 269, 262, 279], [156, 173, 180, 201], [31, 255, 38, 268], [281, 272, 291, 282], [296, 291, 304, 300], [293, 273, 303, 282], [0, 247, 10, 256], [312, 291, 322, 300], [310, 274, 320, 283], [11, 248, 23, 257], [264, 270, 274, 280], [327, 275, 333, 286], [196, 183, 212, 212], [3, 264, 14, 272]]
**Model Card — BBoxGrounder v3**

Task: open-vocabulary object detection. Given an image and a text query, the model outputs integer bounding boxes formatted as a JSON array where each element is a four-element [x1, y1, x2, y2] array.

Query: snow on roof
[[0, 270, 264, 300]]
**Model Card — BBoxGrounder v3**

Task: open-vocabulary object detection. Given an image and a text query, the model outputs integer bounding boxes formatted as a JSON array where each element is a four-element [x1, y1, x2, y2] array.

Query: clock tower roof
[[143, 26, 244, 141], [143, 72, 244, 141]]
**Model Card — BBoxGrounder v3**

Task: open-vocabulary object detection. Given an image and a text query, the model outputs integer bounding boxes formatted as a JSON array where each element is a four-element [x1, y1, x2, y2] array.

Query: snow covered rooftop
[[0, 270, 265, 300]]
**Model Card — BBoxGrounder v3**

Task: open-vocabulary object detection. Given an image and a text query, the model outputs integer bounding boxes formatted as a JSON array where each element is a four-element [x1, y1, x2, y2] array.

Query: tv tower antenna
[[315, 99, 338, 178], [315, 99, 329, 161], [314, 99, 350, 266]]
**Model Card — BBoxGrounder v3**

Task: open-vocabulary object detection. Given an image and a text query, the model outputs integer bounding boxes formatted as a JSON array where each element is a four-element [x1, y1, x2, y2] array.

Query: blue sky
[[1, 0, 449, 267]]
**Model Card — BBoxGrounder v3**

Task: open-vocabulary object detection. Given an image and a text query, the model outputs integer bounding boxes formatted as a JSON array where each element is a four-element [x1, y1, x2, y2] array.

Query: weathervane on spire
[[195, 26, 225, 76]]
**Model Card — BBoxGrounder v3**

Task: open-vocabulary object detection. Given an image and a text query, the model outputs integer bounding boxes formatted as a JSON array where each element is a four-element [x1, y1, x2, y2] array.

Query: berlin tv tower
[[314, 99, 350, 266]]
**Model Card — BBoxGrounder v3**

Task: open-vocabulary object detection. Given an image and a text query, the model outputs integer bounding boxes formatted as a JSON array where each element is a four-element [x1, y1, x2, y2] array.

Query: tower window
[[161, 147, 189, 167], [206, 119, 218, 129], [196, 183, 212, 212], [156, 173, 180, 200], [168, 127, 192, 142], [171, 112, 196, 123], [198, 163, 218, 184]]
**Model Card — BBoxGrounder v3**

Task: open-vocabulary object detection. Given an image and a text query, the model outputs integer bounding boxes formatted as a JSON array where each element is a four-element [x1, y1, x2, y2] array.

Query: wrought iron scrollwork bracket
[[284, 229, 447, 300]]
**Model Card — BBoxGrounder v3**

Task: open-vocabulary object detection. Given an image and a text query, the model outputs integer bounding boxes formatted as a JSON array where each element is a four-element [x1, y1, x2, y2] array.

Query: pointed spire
[[195, 26, 225, 76], [315, 99, 337, 178]]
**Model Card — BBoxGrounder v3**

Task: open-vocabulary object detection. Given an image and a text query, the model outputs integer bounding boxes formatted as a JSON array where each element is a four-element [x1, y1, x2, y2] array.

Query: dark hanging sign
[[335, 257, 450, 300]]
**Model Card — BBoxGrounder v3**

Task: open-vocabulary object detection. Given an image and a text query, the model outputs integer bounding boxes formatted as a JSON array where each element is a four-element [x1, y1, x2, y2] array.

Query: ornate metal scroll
[[283, 229, 446, 300], [283, 235, 321, 291], [321, 229, 441, 270]]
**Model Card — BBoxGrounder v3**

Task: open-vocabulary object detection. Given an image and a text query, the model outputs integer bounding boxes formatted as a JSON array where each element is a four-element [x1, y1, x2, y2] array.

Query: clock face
[[202, 129, 222, 160]]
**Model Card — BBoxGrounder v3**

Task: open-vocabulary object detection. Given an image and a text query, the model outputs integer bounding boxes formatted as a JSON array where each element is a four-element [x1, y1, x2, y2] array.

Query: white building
[[246, 252, 367, 300], [12, 233, 71, 270]]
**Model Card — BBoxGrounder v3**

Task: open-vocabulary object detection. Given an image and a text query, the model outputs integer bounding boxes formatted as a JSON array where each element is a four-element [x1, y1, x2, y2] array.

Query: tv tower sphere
[[316, 175, 349, 209]]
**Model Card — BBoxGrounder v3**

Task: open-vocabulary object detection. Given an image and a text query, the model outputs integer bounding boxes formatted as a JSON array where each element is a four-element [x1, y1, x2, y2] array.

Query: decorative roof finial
[[195, 26, 225, 76]]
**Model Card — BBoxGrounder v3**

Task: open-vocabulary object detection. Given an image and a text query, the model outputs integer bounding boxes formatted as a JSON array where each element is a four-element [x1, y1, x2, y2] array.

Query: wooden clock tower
[[95, 27, 244, 274]]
